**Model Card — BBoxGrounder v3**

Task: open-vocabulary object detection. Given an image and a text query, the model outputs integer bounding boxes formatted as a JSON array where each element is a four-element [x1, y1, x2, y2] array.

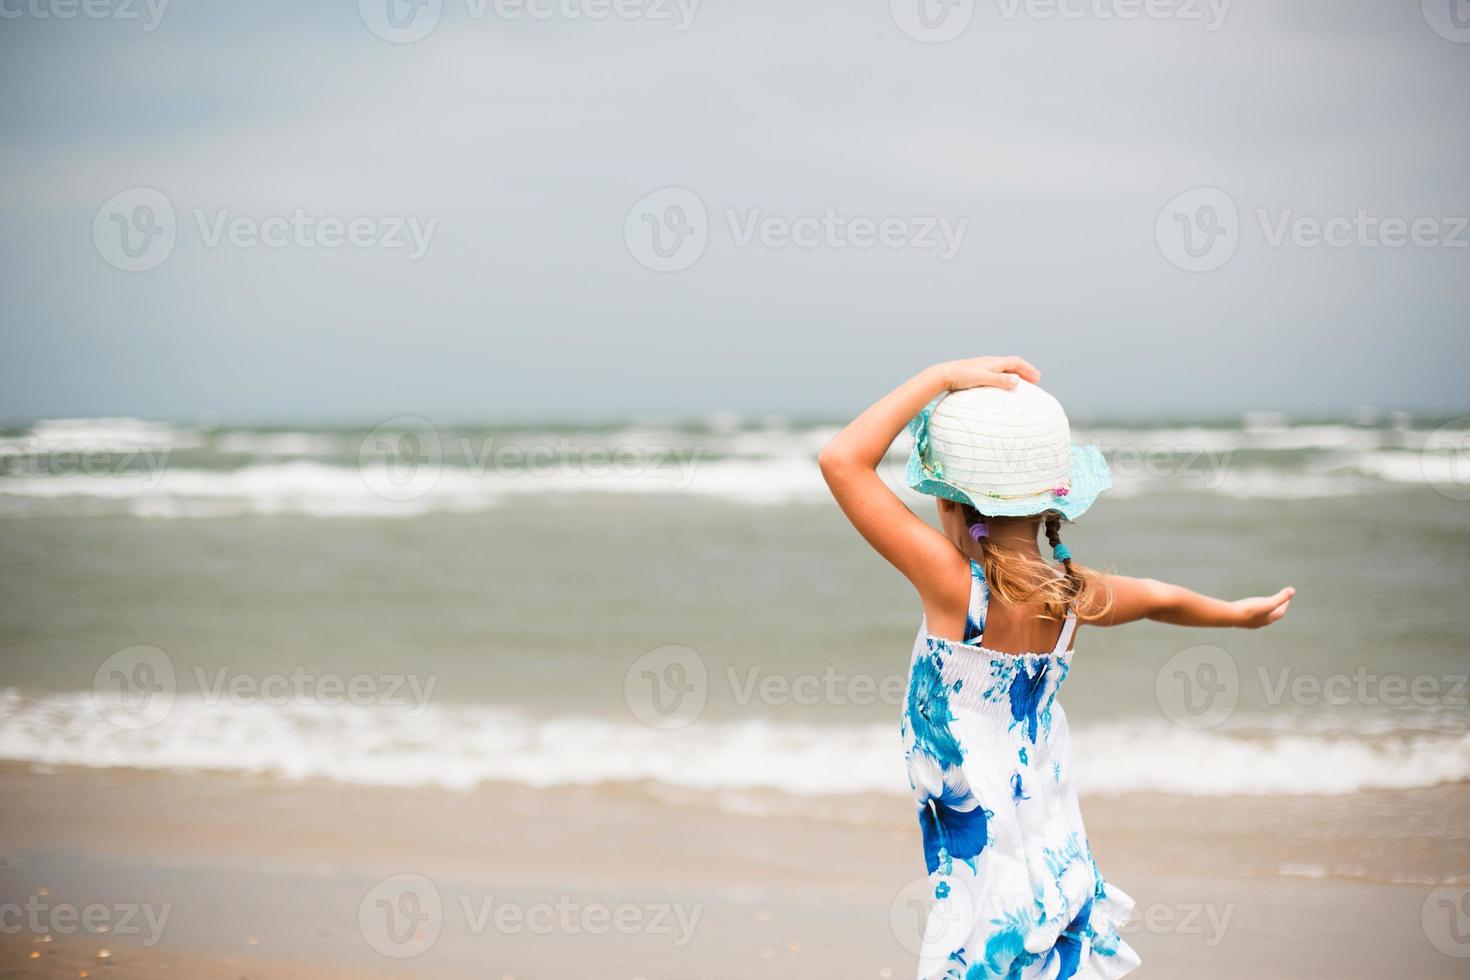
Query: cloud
[[1, 0, 1466, 418]]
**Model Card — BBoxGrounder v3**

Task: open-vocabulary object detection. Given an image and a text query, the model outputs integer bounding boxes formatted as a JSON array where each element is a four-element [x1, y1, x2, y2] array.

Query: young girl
[[819, 356, 1294, 980]]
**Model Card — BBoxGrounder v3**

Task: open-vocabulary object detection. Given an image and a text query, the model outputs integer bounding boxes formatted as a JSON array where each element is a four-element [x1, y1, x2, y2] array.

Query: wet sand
[[1, 764, 1466, 979]]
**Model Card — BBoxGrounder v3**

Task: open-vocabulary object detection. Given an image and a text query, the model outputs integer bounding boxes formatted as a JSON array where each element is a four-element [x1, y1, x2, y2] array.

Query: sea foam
[[1, 689, 1465, 799]]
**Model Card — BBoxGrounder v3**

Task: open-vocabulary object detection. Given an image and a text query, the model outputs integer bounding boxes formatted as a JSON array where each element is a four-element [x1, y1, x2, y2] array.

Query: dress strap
[[963, 560, 988, 645], [1052, 609, 1078, 655]]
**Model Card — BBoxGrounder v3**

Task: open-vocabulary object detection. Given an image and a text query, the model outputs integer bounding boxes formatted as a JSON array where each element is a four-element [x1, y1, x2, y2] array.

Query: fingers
[[1239, 587, 1294, 627], [995, 356, 1041, 383], [1257, 588, 1294, 626], [985, 371, 1020, 388]]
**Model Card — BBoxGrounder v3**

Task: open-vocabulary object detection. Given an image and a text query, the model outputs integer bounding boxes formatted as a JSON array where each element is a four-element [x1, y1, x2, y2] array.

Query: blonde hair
[[963, 506, 1112, 622]]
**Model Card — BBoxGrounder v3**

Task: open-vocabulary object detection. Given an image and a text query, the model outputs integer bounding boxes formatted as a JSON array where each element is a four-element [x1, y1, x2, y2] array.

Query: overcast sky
[[1, 0, 1466, 423]]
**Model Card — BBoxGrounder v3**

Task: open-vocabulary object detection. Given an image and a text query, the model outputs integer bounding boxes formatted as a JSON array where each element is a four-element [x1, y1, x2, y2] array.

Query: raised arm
[[818, 356, 1040, 605], [1087, 575, 1295, 629]]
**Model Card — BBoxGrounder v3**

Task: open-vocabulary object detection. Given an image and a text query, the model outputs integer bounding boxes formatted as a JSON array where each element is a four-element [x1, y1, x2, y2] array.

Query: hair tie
[[1052, 543, 1072, 563], [968, 521, 988, 541]]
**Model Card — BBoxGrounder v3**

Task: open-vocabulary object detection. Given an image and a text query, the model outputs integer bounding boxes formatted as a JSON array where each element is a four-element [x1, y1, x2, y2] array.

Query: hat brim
[[906, 443, 1111, 521]]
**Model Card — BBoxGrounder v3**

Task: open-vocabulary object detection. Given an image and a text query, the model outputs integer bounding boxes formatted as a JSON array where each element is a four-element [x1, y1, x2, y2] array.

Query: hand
[[935, 356, 1041, 392], [1232, 587, 1295, 628]]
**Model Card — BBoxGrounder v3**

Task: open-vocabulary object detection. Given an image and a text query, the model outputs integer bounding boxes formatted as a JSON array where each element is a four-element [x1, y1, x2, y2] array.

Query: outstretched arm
[[818, 356, 1040, 607], [1088, 575, 1295, 629]]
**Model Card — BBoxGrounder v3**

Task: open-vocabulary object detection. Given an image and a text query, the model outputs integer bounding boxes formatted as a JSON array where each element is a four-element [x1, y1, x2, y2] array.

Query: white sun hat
[[904, 379, 1110, 520]]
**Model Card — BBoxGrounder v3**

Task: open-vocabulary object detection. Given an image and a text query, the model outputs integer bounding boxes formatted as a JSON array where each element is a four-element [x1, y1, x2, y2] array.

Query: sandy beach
[[2, 762, 1465, 979]]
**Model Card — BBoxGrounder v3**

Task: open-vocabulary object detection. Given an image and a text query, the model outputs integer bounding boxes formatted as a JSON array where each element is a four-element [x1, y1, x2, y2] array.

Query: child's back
[[819, 355, 1291, 980]]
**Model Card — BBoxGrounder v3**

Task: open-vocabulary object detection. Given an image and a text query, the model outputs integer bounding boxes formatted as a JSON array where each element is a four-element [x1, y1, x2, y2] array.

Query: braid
[[1044, 511, 1083, 609], [959, 509, 1112, 623], [1043, 512, 1062, 551]]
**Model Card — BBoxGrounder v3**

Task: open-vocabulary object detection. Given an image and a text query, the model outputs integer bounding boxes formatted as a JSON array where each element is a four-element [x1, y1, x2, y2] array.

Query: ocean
[[1, 413, 1468, 809]]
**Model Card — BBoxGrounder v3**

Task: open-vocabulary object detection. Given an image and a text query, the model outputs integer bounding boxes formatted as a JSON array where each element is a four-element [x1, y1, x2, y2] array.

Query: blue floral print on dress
[[901, 561, 1139, 980]]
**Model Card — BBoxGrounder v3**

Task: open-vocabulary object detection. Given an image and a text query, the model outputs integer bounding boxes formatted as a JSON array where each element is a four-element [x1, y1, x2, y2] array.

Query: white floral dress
[[901, 561, 1140, 980]]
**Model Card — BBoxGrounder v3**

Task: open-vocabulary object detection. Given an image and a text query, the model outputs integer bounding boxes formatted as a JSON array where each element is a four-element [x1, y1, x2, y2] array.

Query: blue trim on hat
[[904, 402, 1111, 521]]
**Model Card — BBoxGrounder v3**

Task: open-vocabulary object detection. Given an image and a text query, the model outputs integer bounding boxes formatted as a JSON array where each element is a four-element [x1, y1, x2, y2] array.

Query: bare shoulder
[[915, 543, 973, 631]]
